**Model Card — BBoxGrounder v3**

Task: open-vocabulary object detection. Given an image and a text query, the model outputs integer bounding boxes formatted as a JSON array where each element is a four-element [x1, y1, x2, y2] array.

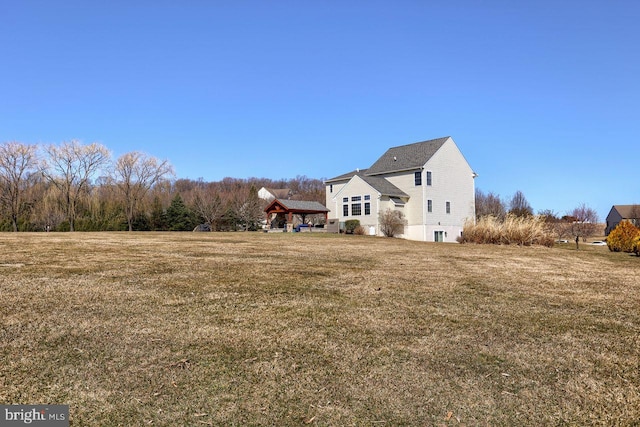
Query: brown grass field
[[1, 232, 638, 426]]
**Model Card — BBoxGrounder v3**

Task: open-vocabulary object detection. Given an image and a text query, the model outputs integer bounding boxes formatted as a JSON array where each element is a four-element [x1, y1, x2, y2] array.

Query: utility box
[[326, 219, 340, 234]]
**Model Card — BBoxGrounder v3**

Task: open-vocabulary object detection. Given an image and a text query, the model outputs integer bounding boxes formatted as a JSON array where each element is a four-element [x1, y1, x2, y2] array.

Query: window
[[364, 194, 371, 201], [351, 203, 362, 216], [343, 197, 348, 203], [390, 197, 405, 207], [343, 204, 349, 216], [426, 171, 432, 186], [446, 201, 451, 214], [427, 199, 432, 213], [351, 196, 361, 201], [364, 202, 371, 215], [414, 171, 422, 186], [330, 184, 333, 193]]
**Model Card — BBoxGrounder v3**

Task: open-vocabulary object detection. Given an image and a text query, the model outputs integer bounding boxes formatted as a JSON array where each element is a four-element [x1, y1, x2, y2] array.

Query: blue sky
[[2, 1, 639, 220]]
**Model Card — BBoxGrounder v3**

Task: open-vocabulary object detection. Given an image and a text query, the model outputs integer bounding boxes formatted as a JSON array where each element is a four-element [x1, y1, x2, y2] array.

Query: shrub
[[633, 236, 640, 256], [378, 209, 407, 237], [459, 214, 555, 247], [344, 219, 360, 234], [607, 220, 640, 253], [353, 225, 367, 235]]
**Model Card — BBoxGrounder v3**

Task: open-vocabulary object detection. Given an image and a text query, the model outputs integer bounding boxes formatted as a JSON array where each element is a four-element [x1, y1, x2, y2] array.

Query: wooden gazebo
[[264, 199, 329, 231]]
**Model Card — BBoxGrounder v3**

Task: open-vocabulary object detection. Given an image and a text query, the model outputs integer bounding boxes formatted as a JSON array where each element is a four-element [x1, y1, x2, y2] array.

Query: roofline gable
[[608, 204, 640, 219], [264, 198, 329, 213], [325, 169, 369, 183], [331, 175, 380, 200], [364, 136, 451, 176], [423, 137, 477, 176]]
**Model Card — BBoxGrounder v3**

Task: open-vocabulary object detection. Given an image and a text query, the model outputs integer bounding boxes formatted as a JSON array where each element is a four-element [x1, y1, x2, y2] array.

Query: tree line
[[475, 188, 601, 241], [0, 140, 325, 232]]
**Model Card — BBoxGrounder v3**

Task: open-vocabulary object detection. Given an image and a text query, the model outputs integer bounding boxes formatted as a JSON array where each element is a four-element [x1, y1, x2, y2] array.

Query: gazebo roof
[[264, 199, 329, 215]]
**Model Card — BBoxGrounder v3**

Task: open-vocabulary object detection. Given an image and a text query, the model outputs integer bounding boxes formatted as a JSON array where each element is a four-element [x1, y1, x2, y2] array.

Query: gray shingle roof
[[365, 136, 449, 176], [276, 199, 329, 212], [325, 169, 368, 183], [611, 205, 640, 219], [326, 169, 408, 198], [359, 175, 408, 198]]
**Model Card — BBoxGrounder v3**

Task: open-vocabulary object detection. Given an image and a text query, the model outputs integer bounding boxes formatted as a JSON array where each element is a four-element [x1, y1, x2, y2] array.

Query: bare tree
[[0, 142, 39, 231], [508, 190, 533, 217], [237, 185, 263, 231], [629, 204, 640, 228], [41, 140, 111, 231], [567, 203, 600, 244], [538, 209, 559, 222], [192, 181, 225, 231], [379, 208, 407, 237], [475, 189, 506, 220], [113, 151, 174, 231], [538, 209, 572, 241]]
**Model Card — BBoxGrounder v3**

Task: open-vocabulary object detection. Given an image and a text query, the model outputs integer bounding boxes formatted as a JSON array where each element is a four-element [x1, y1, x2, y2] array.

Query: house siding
[[258, 187, 275, 201], [328, 176, 381, 234], [606, 209, 623, 235], [325, 181, 348, 218], [421, 139, 475, 242], [325, 137, 475, 242], [380, 139, 475, 242], [605, 205, 640, 235]]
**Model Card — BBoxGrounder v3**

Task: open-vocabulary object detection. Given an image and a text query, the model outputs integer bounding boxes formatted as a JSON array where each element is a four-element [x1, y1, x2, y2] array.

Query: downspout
[[422, 167, 427, 241], [376, 192, 381, 236]]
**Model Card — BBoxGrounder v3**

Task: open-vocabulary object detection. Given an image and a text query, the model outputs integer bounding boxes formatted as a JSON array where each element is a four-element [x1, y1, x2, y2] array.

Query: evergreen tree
[[149, 196, 168, 231], [166, 194, 197, 231]]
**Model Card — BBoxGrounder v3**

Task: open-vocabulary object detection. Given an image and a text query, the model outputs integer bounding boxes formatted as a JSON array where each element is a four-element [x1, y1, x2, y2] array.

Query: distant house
[[605, 205, 640, 235], [258, 187, 292, 202], [325, 136, 476, 242]]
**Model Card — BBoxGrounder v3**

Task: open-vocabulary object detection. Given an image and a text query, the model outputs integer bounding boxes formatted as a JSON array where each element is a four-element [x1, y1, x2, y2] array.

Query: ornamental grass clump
[[460, 214, 555, 247]]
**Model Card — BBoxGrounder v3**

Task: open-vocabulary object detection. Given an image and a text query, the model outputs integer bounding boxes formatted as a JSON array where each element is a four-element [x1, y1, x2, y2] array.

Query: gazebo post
[[287, 212, 293, 232]]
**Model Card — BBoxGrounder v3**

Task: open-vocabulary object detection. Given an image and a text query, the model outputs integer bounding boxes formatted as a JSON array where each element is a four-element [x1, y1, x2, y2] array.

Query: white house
[[325, 136, 476, 242], [258, 187, 292, 202]]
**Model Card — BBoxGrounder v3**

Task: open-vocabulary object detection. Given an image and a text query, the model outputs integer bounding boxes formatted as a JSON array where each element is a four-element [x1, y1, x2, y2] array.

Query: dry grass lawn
[[0, 232, 638, 426]]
